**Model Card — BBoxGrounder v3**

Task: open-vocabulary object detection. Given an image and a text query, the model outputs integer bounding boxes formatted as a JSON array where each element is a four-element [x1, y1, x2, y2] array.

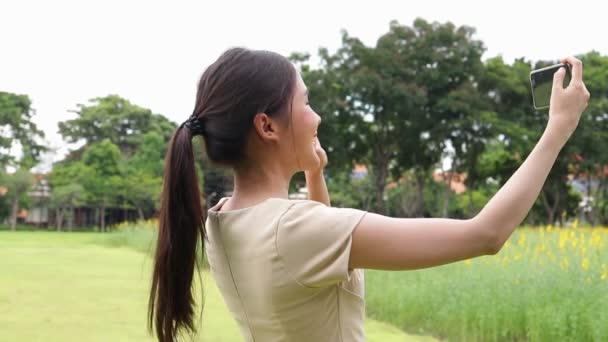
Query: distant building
[[351, 164, 368, 180], [2, 173, 139, 229], [25, 174, 51, 225], [347, 164, 467, 194], [567, 165, 608, 216], [0, 184, 30, 224], [432, 171, 467, 194]]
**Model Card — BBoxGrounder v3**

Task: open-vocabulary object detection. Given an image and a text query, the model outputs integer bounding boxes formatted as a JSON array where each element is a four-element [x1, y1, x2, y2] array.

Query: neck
[[229, 160, 292, 207]]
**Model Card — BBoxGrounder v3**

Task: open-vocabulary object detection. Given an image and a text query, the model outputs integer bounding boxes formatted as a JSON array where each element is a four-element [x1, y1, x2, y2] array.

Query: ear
[[252, 113, 282, 143]]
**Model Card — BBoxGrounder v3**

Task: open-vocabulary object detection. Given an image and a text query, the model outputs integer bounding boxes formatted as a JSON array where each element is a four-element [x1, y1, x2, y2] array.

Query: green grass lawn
[[0, 231, 436, 341]]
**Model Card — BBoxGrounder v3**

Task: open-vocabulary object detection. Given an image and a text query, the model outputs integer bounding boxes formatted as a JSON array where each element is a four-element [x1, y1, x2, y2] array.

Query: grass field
[[4, 223, 605, 341], [0, 231, 435, 341], [366, 226, 608, 341]]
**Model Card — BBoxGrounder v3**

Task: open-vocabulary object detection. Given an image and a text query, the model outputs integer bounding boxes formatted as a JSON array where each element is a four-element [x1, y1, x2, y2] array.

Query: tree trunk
[[137, 207, 145, 221], [399, 185, 414, 217], [467, 188, 475, 218], [56, 208, 64, 231], [586, 172, 595, 225], [10, 196, 19, 231], [547, 208, 555, 226], [441, 170, 455, 218], [586, 171, 605, 226], [95, 208, 100, 232], [414, 172, 426, 217], [373, 173, 387, 214], [594, 176, 607, 225], [372, 154, 390, 215], [465, 143, 483, 218], [541, 187, 560, 225], [68, 205, 74, 231], [100, 205, 106, 232]]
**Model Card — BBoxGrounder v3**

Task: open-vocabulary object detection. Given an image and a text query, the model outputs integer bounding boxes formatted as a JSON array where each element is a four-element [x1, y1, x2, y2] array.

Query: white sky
[[1, 0, 606, 172]]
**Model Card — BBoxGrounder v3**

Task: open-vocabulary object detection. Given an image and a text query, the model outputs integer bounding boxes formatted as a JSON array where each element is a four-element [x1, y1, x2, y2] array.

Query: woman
[[148, 48, 590, 342]]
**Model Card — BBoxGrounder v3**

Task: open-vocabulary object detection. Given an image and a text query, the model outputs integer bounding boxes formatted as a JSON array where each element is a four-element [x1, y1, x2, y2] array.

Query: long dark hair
[[148, 47, 297, 342]]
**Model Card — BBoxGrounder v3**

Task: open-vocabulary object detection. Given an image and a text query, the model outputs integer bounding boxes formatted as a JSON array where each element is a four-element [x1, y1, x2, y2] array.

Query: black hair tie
[[181, 115, 205, 137]]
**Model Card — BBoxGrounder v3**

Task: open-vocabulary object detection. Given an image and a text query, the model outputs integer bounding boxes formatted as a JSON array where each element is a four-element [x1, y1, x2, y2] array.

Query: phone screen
[[530, 64, 571, 110]]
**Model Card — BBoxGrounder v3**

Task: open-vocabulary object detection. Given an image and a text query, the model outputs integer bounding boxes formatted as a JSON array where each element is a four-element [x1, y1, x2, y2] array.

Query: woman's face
[[287, 72, 322, 172]]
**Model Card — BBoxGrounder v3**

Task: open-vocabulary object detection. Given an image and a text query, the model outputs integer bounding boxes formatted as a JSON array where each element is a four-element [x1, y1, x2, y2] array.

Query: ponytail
[[148, 126, 206, 342]]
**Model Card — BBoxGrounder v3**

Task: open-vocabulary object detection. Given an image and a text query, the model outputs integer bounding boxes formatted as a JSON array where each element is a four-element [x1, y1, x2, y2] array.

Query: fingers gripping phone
[[529, 63, 572, 110]]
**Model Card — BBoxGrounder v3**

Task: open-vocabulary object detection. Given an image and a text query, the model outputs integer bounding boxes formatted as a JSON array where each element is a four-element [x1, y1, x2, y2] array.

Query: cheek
[[299, 118, 317, 148], [288, 108, 320, 165], [292, 111, 315, 137]]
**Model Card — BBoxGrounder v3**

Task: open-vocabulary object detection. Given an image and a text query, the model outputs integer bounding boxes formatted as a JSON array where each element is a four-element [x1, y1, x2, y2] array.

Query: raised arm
[[306, 137, 331, 206], [349, 56, 590, 271]]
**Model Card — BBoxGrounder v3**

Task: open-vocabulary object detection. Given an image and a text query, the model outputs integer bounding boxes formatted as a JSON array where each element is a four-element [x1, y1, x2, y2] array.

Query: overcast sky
[[2, 0, 606, 171]]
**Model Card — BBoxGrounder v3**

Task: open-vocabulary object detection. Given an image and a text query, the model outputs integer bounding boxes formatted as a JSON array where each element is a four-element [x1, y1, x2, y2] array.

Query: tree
[[120, 131, 166, 219], [49, 183, 86, 231], [121, 170, 161, 220], [55, 97, 178, 228], [299, 18, 486, 215], [476, 55, 597, 225], [81, 140, 123, 231], [48, 161, 89, 231], [567, 51, 608, 224], [58, 95, 176, 157], [129, 131, 166, 178], [1, 169, 33, 230], [0, 92, 46, 168]]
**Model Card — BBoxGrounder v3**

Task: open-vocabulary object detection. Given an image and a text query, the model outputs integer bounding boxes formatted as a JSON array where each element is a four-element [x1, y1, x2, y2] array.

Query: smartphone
[[529, 63, 572, 110]]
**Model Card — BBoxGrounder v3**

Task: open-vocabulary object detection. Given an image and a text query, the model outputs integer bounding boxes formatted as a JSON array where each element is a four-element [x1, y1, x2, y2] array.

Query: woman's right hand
[[547, 56, 591, 144]]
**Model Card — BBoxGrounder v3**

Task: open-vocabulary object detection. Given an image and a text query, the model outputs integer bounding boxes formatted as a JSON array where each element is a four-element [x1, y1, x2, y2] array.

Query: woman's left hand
[[312, 137, 328, 171]]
